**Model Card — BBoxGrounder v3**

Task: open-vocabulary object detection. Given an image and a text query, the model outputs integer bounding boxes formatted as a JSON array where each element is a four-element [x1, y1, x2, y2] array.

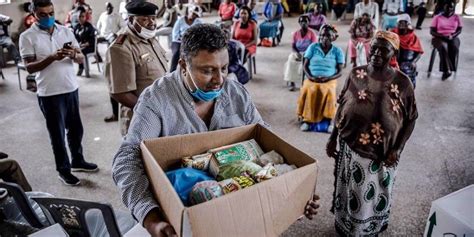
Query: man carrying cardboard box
[[112, 24, 319, 236]]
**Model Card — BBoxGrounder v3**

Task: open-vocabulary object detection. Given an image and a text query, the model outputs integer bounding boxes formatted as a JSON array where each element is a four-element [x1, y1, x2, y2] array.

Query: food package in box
[[254, 163, 278, 182], [182, 153, 212, 171], [219, 176, 255, 194], [257, 150, 285, 166], [209, 139, 264, 178], [189, 181, 224, 205], [216, 160, 262, 181]]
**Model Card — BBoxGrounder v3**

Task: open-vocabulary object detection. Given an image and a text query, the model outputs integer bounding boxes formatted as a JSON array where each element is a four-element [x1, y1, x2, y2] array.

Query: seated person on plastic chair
[[308, 3, 327, 32], [111, 24, 320, 236], [73, 8, 96, 77], [348, 12, 375, 67], [219, 0, 237, 28], [393, 14, 423, 88], [430, 0, 462, 81], [97, 2, 125, 45], [0, 14, 21, 64], [231, 6, 258, 63], [284, 15, 317, 91], [382, 0, 403, 30], [259, 0, 284, 46]]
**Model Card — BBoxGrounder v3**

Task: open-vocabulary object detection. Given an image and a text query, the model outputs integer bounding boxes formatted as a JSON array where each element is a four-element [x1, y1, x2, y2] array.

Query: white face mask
[[136, 23, 156, 39]]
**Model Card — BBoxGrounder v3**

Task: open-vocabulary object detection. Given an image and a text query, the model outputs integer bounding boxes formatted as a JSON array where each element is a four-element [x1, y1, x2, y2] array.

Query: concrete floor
[[0, 14, 473, 236]]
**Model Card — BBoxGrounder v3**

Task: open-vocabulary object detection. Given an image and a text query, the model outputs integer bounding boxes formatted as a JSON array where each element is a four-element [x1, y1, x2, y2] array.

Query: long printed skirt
[[332, 139, 397, 236]]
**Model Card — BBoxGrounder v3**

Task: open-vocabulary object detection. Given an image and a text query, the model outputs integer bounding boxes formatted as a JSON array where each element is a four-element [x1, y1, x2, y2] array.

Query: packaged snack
[[182, 153, 212, 171], [208, 139, 264, 177], [232, 176, 255, 188], [189, 181, 224, 205], [274, 164, 297, 176], [218, 178, 242, 194], [254, 163, 278, 182], [217, 160, 262, 181], [257, 150, 285, 166], [166, 168, 214, 206]]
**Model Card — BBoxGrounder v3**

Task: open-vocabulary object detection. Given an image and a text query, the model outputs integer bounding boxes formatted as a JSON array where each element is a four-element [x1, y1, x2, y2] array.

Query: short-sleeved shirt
[[172, 16, 203, 42], [304, 43, 345, 77], [309, 13, 326, 30], [19, 23, 80, 97], [349, 18, 376, 39], [293, 29, 317, 53], [335, 65, 418, 160], [97, 12, 125, 37], [219, 2, 237, 21], [105, 26, 168, 97], [431, 14, 463, 36]]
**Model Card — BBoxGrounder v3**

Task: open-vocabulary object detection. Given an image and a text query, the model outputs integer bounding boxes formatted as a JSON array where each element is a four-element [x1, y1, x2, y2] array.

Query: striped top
[[112, 66, 266, 224]]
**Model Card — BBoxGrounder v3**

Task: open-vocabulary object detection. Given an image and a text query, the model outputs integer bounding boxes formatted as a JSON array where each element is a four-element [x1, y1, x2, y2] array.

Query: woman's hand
[[304, 194, 320, 220], [383, 150, 399, 167]]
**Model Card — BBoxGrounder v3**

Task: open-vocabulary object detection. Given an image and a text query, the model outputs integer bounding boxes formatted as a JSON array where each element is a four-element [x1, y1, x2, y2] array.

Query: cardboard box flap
[[141, 143, 185, 235], [185, 163, 318, 237]]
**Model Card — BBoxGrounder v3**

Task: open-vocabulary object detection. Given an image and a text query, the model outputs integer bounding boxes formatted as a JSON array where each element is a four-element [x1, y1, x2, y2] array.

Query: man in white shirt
[[97, 2, 125, 43], [382, 0, 403, 30], [19, 0, 98, 186]]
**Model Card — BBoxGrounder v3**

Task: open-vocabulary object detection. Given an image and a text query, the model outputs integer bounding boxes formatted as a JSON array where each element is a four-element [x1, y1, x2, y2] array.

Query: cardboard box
[[423, 185, 474, 237], [141, 124, 318, 237]]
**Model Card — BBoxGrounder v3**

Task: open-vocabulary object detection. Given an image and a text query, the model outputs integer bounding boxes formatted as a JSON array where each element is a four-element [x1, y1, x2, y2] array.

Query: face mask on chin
[[183, 66, 223, 102], [135, 22, 156, 39]]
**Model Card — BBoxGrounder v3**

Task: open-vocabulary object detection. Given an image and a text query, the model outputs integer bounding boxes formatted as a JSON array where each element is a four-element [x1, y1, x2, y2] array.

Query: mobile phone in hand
[[63, 42, 72, 49]]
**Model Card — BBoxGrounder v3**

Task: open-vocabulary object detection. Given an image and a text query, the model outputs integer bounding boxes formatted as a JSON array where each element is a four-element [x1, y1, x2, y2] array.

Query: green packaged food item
[[254, 163, 278, 182], [216, 160, 262, 181], [182, 153, 212, 171], [208, 139, 264, 177]]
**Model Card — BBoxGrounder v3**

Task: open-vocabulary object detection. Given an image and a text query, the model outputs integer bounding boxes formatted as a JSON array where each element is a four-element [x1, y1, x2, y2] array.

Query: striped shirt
[[112, 66, 266, 224]]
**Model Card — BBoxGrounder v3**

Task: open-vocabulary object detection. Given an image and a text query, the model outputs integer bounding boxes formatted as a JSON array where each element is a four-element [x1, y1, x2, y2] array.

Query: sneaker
[[300, 123, 310, 131], [104, 115, 118, 122], [71, 161, 98, 172], [58, 172, 81, 186], [441, 71, 452, 81], [77, 68, 83, 76]]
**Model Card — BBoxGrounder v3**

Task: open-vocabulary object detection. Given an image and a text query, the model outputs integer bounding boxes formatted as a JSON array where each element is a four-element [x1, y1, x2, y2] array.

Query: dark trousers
[[333, 4, 346, 18], [170, 42, 181, 72], [38, 90, 84, 173], [415, 6, 427, 28], [110, 97, 119, 118], [432, 37, 460, 73]]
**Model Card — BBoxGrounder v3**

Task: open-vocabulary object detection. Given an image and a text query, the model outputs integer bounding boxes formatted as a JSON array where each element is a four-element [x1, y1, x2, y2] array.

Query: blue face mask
[[185, 67, 223, 102], [38, 16, 55, 29]]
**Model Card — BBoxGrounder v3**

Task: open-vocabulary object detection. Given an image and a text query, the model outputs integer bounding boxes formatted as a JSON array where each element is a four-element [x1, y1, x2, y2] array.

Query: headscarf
[[374, 30, 399, 50], [397, 13, 411, 25], [392, 28, 424, 53], [319, 24, 338, 40]]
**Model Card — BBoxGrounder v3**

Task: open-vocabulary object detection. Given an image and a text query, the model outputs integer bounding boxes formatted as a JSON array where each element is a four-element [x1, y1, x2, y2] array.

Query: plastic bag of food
[[217, 160, 262, 181], [257, 150, 285, 166], [254, 163, 278, 182], [274, 164, 297, 176], [166, 168, 214, 206], [182, 153, 212, 171], [209, 139, 264, 177], [189, 181, 224, 205]]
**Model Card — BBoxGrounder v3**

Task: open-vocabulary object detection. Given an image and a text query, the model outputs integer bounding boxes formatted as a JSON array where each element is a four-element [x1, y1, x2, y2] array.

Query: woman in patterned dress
[[326, 31, 418, 236]]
